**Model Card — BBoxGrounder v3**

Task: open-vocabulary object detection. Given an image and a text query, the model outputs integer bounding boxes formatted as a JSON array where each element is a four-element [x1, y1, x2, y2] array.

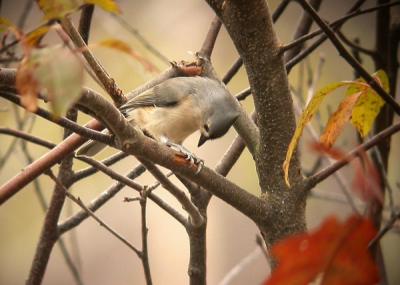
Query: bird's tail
[[76, 140, 107, 156], [76, 129, 109, 156]]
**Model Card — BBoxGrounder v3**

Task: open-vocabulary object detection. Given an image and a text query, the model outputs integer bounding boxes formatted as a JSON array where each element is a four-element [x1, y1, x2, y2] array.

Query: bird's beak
[[198, 134, 208, 147]]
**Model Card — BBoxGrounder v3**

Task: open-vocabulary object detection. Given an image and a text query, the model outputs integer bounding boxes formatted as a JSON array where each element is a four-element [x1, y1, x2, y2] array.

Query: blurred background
[[0, 0, 399, 284]]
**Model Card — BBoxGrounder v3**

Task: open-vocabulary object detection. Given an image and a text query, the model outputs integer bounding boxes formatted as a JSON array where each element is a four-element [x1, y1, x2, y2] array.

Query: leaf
[[310, 142, 383, 205], [16, 57, 40, 112], [38, 0, 120, 20], [0, 17, 14, 32], [264, 215, 379, 285], [97, 38, 159, 73], [350, 70, 388, 137], [33, 46, 83, 116], [320, 92, 361, 148], [17, 46, 83, 116], [84, 0, 120, 14], [38, 0, 79, 19], [352, 151, 383, 205], [24, 26, 50, 48], [283, 82, 352, 185]]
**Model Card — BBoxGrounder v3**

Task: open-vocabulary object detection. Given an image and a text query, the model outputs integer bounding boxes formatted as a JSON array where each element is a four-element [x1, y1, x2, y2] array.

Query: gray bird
[[77, 76, 240, 156]]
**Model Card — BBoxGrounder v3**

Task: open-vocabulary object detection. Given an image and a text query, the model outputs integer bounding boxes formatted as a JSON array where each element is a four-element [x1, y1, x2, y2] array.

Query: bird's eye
[[203, 124, 209, 132]]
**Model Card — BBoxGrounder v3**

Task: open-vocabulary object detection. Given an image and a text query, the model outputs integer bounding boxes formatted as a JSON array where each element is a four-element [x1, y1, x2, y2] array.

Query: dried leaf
[[97, 38, 159, 73], [350, 70, 388, 137], [320, 92, 361, 148], [264, 215, 379, 285], [283, 82, 352, 185]]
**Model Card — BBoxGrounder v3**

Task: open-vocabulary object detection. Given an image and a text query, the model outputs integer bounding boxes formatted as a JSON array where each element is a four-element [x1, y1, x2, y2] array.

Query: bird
[[77, 76, 240, 157]]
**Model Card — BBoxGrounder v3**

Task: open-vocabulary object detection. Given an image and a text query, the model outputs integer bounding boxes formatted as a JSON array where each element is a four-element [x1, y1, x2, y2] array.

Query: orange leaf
[[96, 38, 159, 73], [264, 215, 379, 285], [16, 57, 40, 112], [320, 92, 361, 148]]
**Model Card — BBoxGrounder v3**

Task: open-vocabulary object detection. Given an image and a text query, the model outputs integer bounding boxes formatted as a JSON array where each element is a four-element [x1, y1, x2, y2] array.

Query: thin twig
[[111, 14, 170, 64], [72, 152, 128, 182], [282, 1, 399, 53], [336, 30, 377, 57], [369, 211, 400, 248], [139, 158, 204, 227], [47, 171, 142, 257], [0, 91, 112, 144], [218, 247, 262, 285], [139, 193, 153, 285], [199, 15, 222, 59]]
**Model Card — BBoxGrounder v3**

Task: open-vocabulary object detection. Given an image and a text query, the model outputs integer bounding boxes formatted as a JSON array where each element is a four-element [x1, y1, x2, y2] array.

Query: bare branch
[[139, 158, 204, 227], [139, 193, 153, 285], [47, 171, 142, 257], [199, 15, 222, 59]]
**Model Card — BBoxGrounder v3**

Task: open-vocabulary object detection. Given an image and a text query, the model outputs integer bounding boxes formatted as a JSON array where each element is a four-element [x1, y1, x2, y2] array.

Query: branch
[[0, 90, 111, 144], [139, 193, 153, 285], [111, 14, 170, 65], [78, 4, 94, 44], [61, 17, 126, 106], [47, 171, 142, 257], [281, 1, 399, 53], [0, 127, 55, 149], [305, 121, 400, 190], [369, 211, 400, 249], [72, 151, 128, 182], [296, 0, 400, 115], [284, 0, 322, 62], [138, 158, 204, 227], [220, 0, 292, 86], [199, 15, 222, 59]]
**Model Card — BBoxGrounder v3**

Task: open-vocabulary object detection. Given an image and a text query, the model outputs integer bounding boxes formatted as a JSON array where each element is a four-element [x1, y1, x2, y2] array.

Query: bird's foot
[[165, 141, 204, 174]]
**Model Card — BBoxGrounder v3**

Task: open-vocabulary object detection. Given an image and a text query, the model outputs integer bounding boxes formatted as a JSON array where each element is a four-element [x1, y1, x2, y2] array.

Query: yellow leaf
[[0, 17, 14, 32], [24, 26, 50, 47], [85, 0, 120, 14], [38, 0, 80, 19], [320, 92, 362, 148], [350, 70, 388, 137], [283, 82, 353, 186]]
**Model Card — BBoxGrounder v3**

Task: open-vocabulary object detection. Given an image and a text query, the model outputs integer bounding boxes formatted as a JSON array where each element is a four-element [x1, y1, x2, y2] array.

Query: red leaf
[[264, 215, 379, 285], [310, 142, 383, 205]]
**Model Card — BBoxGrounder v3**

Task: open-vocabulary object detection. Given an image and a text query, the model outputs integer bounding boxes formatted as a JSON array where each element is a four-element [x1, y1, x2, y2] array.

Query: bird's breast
[[129, 98, 202, 144]]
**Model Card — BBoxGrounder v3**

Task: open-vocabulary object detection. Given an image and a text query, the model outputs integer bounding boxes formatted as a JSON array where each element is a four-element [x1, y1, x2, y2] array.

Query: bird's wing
[[120, 78, 194, 112]]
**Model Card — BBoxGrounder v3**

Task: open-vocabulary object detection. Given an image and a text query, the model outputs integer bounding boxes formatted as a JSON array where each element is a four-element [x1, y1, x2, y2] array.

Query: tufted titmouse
[[77, 76, 240, 156]]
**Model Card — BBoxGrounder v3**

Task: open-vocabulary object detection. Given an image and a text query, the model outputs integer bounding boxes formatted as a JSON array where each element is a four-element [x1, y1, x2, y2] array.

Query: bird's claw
[[165, 141, 204, 174]]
